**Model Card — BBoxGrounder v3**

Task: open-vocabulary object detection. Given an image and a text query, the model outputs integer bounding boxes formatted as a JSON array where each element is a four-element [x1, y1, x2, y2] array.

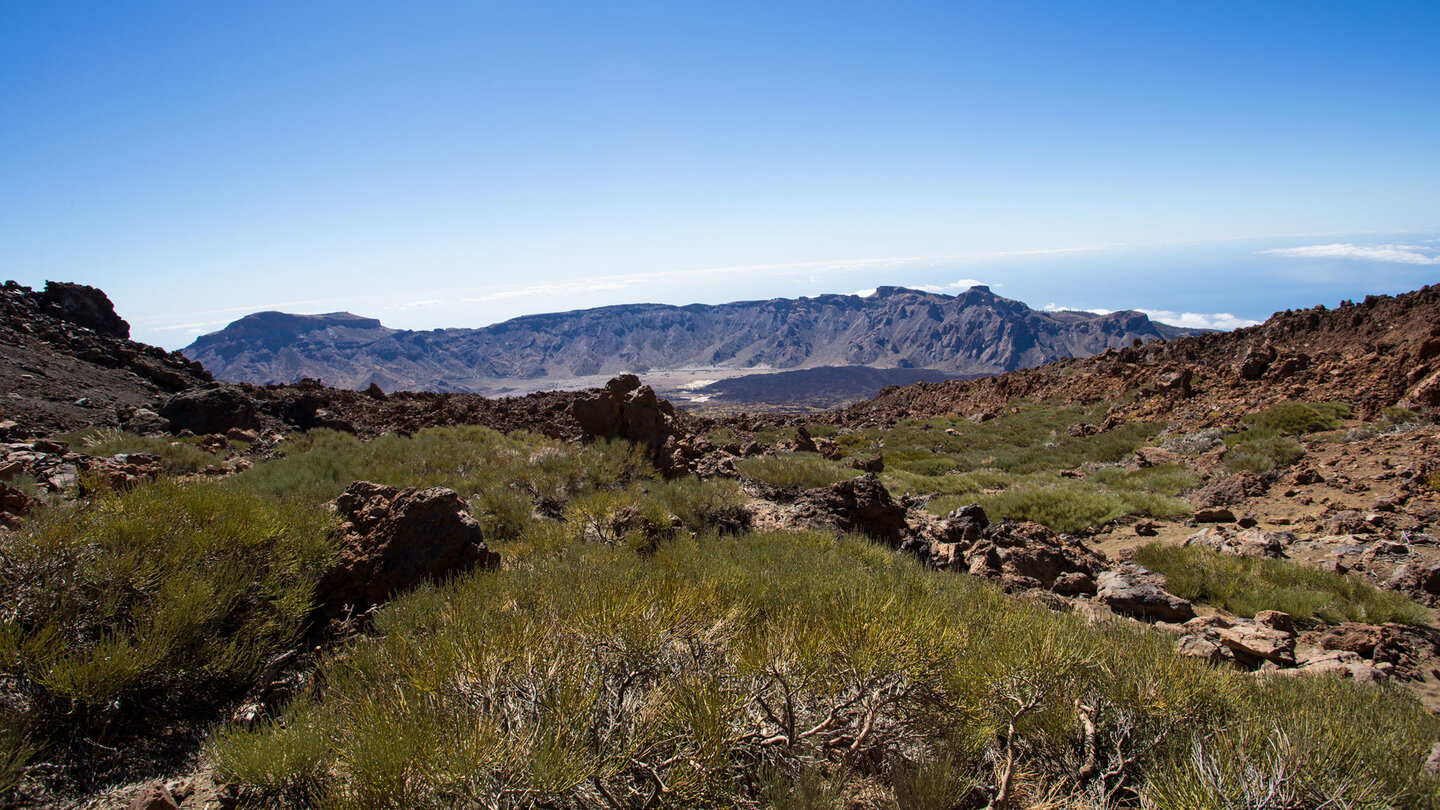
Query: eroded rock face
[[160, 383, 259, 435], [573, 375, 687, 473], [787, 474, 909, 546], [314, 481, 500, 621]]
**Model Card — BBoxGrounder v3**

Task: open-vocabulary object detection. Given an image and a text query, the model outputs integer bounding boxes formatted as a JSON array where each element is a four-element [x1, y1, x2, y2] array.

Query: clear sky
[[2, 1, 1437, 349]]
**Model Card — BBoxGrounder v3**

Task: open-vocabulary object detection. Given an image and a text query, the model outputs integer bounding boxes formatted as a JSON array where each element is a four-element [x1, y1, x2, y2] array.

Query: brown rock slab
[[1097, 570, 1195, 622], [1217, 619, 1296, 666]]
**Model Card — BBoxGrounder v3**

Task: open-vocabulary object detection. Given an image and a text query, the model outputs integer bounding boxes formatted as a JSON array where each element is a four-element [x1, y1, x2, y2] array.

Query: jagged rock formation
[[829, 285, 1440, 426], [0, 281, 212, 437], [313, 481, 501, 621], [183, 286, 1200, 392]]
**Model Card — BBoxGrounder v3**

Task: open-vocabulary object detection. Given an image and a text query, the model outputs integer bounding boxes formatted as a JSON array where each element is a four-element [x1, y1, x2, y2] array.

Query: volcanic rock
[[573, 375, 687, 472], [1289, 649, 1386, 683], [314, 481, 500, 621], [160, 383, 260, 435], [1190, 473, 1267, 508], [787, 474, 909, 546], [1319, 623, 1385, 658], [958, 519, 1103, 594], [38, 281, 130, 339], [1097, 569, 1195, 622], [1216, 610, 1296, 665], [1184, 527, 1286, 559], [0, 280, 212, 436]]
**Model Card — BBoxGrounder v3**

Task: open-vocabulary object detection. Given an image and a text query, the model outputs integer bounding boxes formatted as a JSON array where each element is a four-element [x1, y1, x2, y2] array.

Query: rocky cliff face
[[184, 286, 1200, 392], [0, 281, 212, 436]]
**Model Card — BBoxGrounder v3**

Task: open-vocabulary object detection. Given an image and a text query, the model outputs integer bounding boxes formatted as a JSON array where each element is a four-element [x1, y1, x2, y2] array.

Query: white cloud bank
[[1137, 309, 1260, 330], [1259, 243, 1440, 265], [1043, 304, 1258, 331]]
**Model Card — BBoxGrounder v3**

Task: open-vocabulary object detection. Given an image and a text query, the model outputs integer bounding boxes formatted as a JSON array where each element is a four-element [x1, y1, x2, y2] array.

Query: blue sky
[[2, 1, 1437, 348]]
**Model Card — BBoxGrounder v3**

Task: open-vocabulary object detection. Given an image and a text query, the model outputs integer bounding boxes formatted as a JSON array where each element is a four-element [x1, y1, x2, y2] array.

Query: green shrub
[[766, 766, 845, 810], [468, 485, 534, 542], [0, 710, 34, 797], [1223, 435, 1306, 474], [0, 477, 336, 772], [925, 466, 1194, 533], [945, 482, 1188, 534], [891, 754, 980, 810], [1377, 405, 1424, 429], [232, 427, 654, 508], [1146, 675, 1440, 809], [1227, 401, 1351, 445], [1134, 544, 1428, 625], [736, 453, 860, 489], [60, 427, 221, 473], [884, 469, 1003, 499], [648, 476, 749, 534]]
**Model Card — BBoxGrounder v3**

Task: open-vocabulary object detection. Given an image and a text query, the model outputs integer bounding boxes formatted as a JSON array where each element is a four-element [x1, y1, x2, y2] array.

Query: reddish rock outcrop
[[573, 374, 690, 474], [787, 474, 910, 545], [314, 481, 500, 621]]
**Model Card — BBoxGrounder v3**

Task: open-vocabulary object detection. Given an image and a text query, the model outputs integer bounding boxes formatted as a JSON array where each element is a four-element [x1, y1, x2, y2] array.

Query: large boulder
[[1097, 569, 1195, 622], [573, 374, 685, 472], [788, 474, 909, 545], [961, 517, 1102, 594], [159, 383, 259, 435], [1216, 610, 1296, 666], [38, 280, 130, 339], [314, 481, 500, 621], [1190, 473, 1267, 508], [1318, 623, 1386, 658]]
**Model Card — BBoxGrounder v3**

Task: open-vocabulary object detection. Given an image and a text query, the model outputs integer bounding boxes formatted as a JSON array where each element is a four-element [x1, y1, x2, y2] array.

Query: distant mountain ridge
[[182, 286, 1203, 393]]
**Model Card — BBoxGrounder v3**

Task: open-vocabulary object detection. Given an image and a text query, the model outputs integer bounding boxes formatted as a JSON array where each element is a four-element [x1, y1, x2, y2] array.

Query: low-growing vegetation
[[60, 427, 228, 473], [736, 452, 860, 489], [829, 404, 1188, 533], [1134, 544, 1430, 625], [0, 478, 337, 788], [4, 401, 1437, 806], [927, 464, 1196, 534], [1220, 401, 1352, 474], [210, 529, 1440, 808], [1226, 401, 1352, 445], [1222, 435, 1307, 474], [854, 403, 1163, 477]]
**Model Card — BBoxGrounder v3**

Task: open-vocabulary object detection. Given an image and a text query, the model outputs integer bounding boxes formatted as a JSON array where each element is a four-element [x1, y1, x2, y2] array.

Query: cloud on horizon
[[1259, 243, 1440, 265], [1043, 303, 1258, 331]]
